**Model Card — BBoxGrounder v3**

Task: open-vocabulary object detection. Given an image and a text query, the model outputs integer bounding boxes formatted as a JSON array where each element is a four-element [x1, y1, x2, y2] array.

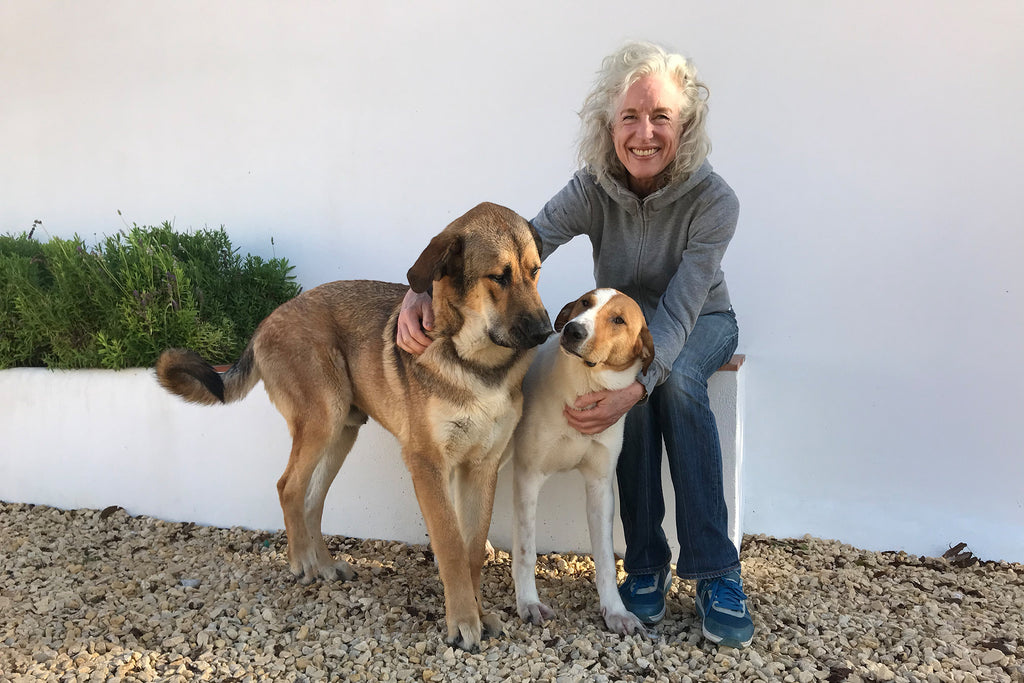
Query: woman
[[398, 41, 753, 648]]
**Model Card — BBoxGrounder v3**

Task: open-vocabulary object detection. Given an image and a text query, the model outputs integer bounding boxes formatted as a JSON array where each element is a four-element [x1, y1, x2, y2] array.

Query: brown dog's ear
[[636, 325, 655, 375], [407, 232, 464, 293], [553, 299, 579, 333]]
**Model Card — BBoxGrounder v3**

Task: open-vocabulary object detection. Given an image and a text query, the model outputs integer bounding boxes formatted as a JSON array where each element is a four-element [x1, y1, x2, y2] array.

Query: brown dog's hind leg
[[276, 411, 360, 584], [276, 417, 331, 584], [303, 421, 362, 582]]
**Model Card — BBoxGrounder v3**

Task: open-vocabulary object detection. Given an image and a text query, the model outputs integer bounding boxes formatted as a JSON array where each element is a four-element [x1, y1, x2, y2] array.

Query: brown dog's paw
[[322, 559, 356, 583], [480, 612, 504, 639], [446, 619, 483, 653], [290, 558, 356, 585]]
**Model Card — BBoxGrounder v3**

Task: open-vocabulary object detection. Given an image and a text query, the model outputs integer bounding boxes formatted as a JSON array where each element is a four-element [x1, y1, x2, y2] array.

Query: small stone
[[981, 649, 1004, 665], [161, 635, 185, 648]]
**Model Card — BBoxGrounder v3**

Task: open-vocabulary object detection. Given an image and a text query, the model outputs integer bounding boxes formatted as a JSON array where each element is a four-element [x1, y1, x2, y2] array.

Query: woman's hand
[[563, 381, 646, 435], [396, 289, 435, 355]]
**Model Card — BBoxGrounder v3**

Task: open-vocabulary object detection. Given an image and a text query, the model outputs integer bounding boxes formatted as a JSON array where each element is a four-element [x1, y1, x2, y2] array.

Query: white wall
[[2, 1, 1022, 562], [0, 367, 743, 560]]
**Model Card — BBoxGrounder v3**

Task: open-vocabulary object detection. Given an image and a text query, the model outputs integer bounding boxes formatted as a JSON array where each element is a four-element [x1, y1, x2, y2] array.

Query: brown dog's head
[[407, 202, 552, 355], [554, 288, 653, 376]]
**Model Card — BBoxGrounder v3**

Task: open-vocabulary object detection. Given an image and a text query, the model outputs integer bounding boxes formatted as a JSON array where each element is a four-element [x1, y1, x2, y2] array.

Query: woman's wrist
[[633, 380, 648, 404]]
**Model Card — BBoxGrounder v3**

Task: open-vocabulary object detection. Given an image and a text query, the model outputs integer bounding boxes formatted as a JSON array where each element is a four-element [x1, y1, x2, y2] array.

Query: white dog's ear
[[553, 299, 578, 333], [636, 325, 655, 375]]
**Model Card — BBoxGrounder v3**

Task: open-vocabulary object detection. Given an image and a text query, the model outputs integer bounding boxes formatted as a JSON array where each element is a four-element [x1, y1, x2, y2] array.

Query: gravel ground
[[1, 501, 1021, 683]]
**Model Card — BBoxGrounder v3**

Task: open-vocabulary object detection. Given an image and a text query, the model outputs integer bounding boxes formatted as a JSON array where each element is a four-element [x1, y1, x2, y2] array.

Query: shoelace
[[704, 577, 748, 615]]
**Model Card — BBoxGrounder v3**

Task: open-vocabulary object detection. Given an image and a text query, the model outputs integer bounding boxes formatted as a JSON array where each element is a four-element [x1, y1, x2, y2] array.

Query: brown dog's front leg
[[407, 455, 483, 651], [452, 459, 504, 639]]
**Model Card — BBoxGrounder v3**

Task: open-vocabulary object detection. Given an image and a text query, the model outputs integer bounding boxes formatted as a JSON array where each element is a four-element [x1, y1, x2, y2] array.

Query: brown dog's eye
[[488, 267, 511, 288], [612, 316, 625, 325], [580, 298, 592, 308]]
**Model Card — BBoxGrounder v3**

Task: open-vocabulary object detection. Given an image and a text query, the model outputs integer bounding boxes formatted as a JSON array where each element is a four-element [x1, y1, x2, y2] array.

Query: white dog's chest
[[535, 420, 624, 474]]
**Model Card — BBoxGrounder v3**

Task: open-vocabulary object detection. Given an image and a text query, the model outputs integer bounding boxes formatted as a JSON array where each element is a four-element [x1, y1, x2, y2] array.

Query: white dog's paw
[[517, 600, 556, 625], [601, 606, 647, 636]]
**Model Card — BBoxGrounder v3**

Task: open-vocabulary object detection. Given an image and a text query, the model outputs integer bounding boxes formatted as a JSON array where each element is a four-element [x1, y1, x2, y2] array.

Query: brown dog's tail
[[156, 342, 260, 405]]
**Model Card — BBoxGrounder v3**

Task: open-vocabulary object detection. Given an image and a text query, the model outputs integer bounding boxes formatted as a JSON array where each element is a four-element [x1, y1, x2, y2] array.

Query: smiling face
[[611, 73, 685, 197]]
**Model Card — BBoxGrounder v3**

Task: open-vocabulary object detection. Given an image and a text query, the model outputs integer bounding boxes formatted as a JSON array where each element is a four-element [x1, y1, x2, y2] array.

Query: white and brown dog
[[508, 288, 653, 635]]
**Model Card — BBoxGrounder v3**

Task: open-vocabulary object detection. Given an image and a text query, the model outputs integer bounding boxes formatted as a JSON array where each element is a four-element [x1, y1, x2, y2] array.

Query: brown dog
[[156, 202, 552, 650]]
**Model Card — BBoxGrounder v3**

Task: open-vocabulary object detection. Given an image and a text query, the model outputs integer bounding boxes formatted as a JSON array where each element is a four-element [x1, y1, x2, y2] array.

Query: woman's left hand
[[563, 381, 646, 435]]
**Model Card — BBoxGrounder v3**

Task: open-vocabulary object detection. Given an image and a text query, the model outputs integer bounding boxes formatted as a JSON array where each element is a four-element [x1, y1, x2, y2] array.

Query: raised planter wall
[[0, 359, 744, 557]]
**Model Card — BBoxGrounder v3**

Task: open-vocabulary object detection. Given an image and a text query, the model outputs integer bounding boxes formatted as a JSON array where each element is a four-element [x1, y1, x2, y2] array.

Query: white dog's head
[[553, 288, 653, 376]]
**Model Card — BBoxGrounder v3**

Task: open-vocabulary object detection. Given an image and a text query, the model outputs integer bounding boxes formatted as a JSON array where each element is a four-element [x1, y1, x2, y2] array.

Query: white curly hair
[[577, 41, 711, 187]]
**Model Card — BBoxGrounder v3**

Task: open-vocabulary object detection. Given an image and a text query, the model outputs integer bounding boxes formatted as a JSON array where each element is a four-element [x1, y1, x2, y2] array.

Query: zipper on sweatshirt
[[633, 198, 648, 310]]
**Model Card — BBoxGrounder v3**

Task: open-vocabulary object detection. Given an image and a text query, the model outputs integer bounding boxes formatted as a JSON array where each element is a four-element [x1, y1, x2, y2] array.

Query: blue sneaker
[[695, 570, 754, 648], [618, 566, 672, 625]]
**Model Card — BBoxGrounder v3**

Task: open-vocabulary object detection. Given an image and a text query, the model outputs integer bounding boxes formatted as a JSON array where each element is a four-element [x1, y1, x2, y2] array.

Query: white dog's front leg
[[512, 466, 555, 624], [583, 466, 645, 635]]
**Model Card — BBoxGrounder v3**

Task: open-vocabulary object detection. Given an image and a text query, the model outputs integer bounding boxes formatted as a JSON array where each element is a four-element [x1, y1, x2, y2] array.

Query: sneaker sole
[[701, 623, 753, 649], [638, 603, 666, 626]]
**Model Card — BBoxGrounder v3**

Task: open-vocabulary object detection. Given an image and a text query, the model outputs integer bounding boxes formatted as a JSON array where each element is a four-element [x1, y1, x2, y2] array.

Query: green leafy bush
[[0, 222, 301, 369]]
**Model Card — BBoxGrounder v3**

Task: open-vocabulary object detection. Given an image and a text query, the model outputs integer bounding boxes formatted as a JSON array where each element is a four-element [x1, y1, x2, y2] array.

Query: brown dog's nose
[[515, 312, 553, 349]]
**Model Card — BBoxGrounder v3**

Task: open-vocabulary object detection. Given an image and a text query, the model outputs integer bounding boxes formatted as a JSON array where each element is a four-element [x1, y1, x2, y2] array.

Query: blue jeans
[[616, 309, 740, 580]]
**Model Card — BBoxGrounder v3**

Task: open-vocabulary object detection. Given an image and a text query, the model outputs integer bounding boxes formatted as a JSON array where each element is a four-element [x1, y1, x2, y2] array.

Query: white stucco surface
[[0, 367, 743, 558]]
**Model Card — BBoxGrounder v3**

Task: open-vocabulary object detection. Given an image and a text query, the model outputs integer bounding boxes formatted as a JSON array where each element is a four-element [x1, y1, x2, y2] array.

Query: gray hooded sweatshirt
[[531, 160, 739, 395]]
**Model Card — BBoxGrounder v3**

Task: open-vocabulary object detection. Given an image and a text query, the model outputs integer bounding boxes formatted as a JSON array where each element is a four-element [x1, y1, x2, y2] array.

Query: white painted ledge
[[0, 358, 745, 558]]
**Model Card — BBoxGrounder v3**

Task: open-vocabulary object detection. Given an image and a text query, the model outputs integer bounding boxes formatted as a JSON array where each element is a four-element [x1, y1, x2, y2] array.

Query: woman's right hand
[[396, 289, 435, 355]]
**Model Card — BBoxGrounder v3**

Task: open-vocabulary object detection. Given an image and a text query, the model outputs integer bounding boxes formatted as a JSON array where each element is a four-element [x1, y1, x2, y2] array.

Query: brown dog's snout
[[513, 310, 553, 349]]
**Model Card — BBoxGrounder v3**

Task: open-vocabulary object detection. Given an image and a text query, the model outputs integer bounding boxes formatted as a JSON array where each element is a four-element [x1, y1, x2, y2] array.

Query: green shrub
[[0, 222, 301, 369]]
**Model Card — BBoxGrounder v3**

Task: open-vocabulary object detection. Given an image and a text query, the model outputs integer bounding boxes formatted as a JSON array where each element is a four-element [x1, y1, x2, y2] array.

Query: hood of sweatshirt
[[594, 160, 715, 215]]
